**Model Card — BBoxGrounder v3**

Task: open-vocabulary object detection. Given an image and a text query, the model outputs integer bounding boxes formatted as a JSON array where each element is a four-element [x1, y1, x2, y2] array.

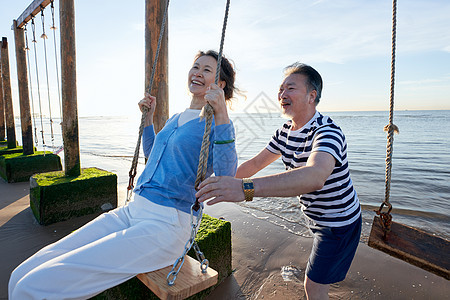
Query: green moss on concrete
[[0, 146, 23, 156], [93, 214, 232, 300], [0, 151, 62, 183], [32, 167, 111, 186], [0, 140, 18, 148], [189, 214, 232, 283], [30, 167, 118, 225]]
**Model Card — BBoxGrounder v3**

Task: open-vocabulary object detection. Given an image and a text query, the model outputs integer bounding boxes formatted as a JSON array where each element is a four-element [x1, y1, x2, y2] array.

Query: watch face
[[243, 182, 253, 190]]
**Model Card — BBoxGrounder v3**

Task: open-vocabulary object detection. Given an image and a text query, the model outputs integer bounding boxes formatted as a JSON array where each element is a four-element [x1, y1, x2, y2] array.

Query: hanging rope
[[126, 0, 170, 203], [31, 17, 46, 149], [166, 0, 231, 285], [24, 24, 39, 147], [193, 0, 231, 209], [376, 0, 400, 239], [40, 6, 55, 148], [124, 0, 231, 286], [50, 0, 63, 123]]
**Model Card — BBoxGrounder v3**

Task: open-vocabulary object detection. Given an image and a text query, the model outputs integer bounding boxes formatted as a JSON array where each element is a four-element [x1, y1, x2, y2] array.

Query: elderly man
[[196, 63, 361, 300]]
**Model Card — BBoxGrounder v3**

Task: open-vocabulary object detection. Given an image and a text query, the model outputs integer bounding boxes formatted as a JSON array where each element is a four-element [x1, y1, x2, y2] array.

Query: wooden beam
[[13, 20, 34, 155], [13, 0, 52, 29], [145, 0, 169, 133], [0, 51, 5, 141], [1, 38, 17, 149], [60, 0, 80, 176]]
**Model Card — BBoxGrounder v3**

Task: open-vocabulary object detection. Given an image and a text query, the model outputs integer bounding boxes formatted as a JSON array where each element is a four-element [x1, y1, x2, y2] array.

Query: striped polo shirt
[[266, 111, 361, 227]]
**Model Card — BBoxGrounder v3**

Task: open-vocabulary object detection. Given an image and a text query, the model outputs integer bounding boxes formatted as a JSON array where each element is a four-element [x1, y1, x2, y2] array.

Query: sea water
[[15, 110, 450, 241]]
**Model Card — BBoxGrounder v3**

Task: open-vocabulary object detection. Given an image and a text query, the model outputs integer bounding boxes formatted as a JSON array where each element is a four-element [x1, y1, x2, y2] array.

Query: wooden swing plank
[[368, 216, 450, 280], [137, 255, 218, 300]]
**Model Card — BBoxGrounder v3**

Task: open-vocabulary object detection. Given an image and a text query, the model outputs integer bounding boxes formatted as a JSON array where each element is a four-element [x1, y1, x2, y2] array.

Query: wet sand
[[1, 180, 449, 299]]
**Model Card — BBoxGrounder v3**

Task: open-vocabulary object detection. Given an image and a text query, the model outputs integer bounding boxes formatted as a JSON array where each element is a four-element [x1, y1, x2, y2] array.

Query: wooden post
[[60, 0, 80, 176], [145, 0, 169, 133], [0, 57, 5, 141], [1, 38, 17, 149], [13, 20, 34, 155]]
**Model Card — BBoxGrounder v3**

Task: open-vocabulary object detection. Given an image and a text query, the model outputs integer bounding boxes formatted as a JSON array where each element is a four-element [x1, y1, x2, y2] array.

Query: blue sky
[[1, 0, 449, 118]]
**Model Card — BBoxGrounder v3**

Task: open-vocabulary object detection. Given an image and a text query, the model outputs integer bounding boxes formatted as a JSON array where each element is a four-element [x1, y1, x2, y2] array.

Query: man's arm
[[236, 148, 280, 178], [254, 151, 335, 197], [196, 151, 336, 205]]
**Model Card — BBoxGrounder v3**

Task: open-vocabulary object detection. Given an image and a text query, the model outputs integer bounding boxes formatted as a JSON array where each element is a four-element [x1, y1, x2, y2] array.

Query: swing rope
[[166, 0, 231, 286], [31, 17, 46, 149], [376, 0, 399, 239], [194, 0, 231, 196], [126, 0, 170, 203], [50, 0, 63, 123], [24, 24, 39, 147], [125, 0, 231, 287], [40, 6, 56, 148]]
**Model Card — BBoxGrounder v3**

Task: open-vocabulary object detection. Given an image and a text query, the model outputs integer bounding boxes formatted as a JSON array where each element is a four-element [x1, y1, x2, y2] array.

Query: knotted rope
[[50, 0, 63, 123], [24, 24, 39, 147], [193, 0, 231, 210], [30, 17, 46, 148], [376, 0, 400, 239], [40, 7, 56, 148]]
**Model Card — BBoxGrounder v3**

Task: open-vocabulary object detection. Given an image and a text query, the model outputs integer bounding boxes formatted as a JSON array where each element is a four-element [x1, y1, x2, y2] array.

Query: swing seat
[[137, 255, 218, 300], [368, 216, 450, 280]]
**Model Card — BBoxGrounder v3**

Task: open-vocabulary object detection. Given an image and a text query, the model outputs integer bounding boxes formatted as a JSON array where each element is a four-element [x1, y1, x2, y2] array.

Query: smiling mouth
[[191, 79, 204, 86]]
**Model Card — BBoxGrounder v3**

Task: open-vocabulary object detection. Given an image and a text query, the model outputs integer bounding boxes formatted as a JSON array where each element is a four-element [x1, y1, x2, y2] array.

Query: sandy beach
[[1, 180, 449, 299]]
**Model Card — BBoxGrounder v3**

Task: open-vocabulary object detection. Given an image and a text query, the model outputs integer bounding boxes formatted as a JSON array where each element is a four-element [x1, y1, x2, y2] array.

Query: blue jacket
[[134, 113, 238, 215]]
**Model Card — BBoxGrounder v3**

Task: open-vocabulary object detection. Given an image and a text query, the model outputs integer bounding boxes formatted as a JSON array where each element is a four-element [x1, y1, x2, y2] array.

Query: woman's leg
[[10, 196, 191, 300], [9, 205, 131, 299]]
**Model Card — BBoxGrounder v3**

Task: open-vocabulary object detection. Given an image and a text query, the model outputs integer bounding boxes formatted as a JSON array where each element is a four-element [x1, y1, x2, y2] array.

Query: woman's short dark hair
[[195, 50, 237, 102], [284, 62, 323, 105]]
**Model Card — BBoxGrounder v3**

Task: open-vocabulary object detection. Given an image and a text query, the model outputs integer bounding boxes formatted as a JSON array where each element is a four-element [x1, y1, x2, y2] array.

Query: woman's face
[[188, 55, 218, 97]]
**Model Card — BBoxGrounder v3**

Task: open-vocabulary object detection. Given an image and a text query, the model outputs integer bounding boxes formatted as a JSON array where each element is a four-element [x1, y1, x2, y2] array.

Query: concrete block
[[0, 151, 62, 183], [30, 167, 118, 225]]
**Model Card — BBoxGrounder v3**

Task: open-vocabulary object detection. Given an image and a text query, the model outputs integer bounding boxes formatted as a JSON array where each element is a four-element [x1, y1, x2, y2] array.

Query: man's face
[[278, 73, 315, 119]]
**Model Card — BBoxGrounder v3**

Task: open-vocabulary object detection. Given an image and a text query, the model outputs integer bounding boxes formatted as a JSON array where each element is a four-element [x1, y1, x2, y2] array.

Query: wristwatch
[[242, 178, 254, 202]]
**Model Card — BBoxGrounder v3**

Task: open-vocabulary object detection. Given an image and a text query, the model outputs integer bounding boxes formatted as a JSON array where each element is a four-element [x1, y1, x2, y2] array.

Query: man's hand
[[196, 176, 245, 205]]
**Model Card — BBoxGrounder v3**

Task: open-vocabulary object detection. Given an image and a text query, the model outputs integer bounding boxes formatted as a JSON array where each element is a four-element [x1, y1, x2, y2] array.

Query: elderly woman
[[9, 50, 239, 300]]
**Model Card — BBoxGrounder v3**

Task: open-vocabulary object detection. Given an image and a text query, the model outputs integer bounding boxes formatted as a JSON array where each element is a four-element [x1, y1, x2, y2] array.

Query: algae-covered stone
[[30, 167, 117, 225], [93, 214, 232, 300], [0, 146, 24, 156], [0, 151, 61, 183]]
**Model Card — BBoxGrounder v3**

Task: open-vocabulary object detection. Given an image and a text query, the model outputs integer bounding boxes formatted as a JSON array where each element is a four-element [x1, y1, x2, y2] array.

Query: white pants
[[8, 194, 192, 300]]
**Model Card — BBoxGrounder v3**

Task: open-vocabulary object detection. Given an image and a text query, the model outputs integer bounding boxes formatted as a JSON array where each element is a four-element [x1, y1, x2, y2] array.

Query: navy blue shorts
[[305, 215, 362, 284]]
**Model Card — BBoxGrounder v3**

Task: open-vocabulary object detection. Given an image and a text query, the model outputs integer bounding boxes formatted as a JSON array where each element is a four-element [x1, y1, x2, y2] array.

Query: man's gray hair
[[284, 62, 323, 105]]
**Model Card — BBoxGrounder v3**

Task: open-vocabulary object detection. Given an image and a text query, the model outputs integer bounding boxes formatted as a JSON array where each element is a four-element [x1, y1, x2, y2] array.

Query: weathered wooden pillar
[[1, 37, 17, 149], [145, 0, 169, 133], [0, 59, 5, 141], [60, 0, 80, 176], [13, 20, 34, 155]]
